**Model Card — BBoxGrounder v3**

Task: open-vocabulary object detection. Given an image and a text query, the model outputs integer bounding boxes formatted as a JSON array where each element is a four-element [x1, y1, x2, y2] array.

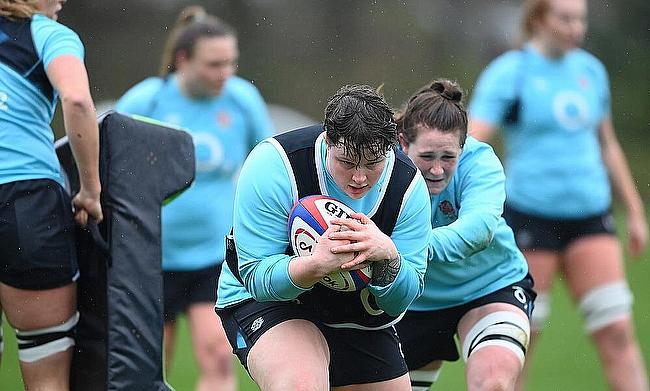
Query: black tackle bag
[[56, 112, 195, 390]]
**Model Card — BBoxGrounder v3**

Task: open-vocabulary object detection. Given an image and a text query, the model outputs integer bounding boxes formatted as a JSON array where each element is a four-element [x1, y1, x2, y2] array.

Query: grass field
[[1, 213, 649, 390]]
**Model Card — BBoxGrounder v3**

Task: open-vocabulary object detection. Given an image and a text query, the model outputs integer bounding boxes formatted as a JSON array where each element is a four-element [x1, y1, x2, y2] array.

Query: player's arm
[[369, 174, 431, 316], [47, 55, 102, 225], [468, 52, 520, 143], [234, 141, 351, 299], [599, 117, 648, 257], [469, 118, 498, 143], [429, 143, 505, 263]]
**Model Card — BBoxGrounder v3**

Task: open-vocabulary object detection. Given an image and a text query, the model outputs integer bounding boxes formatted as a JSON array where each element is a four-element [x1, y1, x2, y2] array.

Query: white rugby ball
[[288, 195, 371, 292]]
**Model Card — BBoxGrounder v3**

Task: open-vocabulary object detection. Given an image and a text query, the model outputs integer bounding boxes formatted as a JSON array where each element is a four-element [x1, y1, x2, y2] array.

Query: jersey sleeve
[[596, 59, 612, 120], [232, 140, 310, 301], [114, 77, 165, 117], [429, 141, 506, 263], [469, 51, 521, 126], [369, 172, 431, 316], [31, 15, 84, 69]]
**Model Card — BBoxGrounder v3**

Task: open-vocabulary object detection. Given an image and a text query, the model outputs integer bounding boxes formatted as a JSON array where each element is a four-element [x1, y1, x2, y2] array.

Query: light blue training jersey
[[216, 133, 432, 318], [469, 44, 611, 218], [115, 75, 273, 271], [0, 14, 84, 185], [410, 137, 529, 311]]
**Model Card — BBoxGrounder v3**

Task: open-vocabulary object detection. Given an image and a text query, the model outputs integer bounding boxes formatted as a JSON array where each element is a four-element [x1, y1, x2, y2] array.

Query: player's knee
[[595, 320, 636, 356], [410, 368, 441, 391], [530, 292, 550, 332], [462, 311, 530, 367], [468, 374, 513, 391], [15, 312, 79, 363], [579, 281, 633, 334]]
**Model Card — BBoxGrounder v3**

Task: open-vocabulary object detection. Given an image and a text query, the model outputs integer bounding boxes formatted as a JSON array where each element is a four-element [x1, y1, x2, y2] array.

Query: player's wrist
[[288, 255, 322, 288]]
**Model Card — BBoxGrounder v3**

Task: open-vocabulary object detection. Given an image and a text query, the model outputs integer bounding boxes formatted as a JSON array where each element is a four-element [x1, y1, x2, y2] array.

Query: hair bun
[[177, 5, 207, 25], [430, 80, 463, 102]]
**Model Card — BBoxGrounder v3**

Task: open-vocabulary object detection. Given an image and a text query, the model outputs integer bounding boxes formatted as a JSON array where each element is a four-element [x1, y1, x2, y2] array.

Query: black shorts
[[0, 179, 78, 290], [395, 275, 536, 370], [503, 204, 616, 251], [216, 300, 408, 387], [163, 263, 222, 322]]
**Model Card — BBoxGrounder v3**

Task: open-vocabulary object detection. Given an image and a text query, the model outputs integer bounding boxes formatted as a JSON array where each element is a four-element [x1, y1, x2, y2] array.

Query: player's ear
[[398, 133, 409, 153]]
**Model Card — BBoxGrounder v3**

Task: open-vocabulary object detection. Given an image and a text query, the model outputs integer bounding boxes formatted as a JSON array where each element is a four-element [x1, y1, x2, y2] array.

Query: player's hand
[[72, 186, 103, 226], [627, 212, 648, 259], [310, 225, 355, 274], [328, 213, 398, 269]]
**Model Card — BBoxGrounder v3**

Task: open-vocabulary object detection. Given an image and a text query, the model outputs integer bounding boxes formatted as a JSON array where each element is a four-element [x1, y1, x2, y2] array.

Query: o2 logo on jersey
[[552, 91, 590, 131], [0, 91, 8, 111], [360, 288, 384, 316], [192, 132, 225, 173]]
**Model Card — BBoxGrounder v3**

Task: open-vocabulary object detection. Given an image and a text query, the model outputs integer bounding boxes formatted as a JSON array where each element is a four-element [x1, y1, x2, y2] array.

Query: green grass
[[2, 215, 649, 390]]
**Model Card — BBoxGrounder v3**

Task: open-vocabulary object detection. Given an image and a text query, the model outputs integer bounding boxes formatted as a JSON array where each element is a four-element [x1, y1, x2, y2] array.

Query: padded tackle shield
[[56, 112, 195, 390]]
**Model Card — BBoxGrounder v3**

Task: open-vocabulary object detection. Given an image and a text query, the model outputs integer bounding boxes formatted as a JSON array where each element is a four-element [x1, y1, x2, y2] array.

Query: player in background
[[216, 84, 431, 390], [0, 0, 102, 389], [469, 0, 648, 390], [394, 79, 534, 391], [115, 5, 273, 391]]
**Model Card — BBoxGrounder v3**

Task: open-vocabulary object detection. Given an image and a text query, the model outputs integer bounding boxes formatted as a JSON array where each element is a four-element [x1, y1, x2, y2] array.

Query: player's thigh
[[523, 249, 561, 293], [0, 282, 76, 330], [562, 234, 624, 299], [333, 372, 410, 391], [186, 302, 230, 354], [0, 179, 79, 292], [248, 319, 329, 386]]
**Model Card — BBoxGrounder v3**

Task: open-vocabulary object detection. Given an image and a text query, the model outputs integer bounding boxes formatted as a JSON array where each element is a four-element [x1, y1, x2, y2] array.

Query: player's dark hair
[[396, 79, 468, 147], [324, 85, 397, 163], [159, 5, 236, 76]]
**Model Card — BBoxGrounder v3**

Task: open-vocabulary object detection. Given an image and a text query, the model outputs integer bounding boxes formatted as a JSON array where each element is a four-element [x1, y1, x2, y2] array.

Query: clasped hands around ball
[[327, 212, 398, 270]]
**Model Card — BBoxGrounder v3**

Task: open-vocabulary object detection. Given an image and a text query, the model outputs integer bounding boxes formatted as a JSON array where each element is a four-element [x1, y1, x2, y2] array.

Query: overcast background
[[53, 0, 650, 196]]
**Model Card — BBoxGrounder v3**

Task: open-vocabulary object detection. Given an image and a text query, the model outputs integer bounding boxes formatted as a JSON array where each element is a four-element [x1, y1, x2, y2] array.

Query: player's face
[[538, 0, 587, 54], [178, 35, 238, 98], [400, 126, 462, 196], [37, 0, 66, 20], [326, 139, 387, 200]]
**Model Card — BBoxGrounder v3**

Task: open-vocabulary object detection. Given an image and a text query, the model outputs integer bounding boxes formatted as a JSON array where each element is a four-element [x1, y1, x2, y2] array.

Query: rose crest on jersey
[[438, 200, 457, 219]]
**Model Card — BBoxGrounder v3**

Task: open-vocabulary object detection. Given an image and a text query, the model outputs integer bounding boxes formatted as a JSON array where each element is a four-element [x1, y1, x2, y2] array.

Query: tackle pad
[[56, 112, 195, 391]]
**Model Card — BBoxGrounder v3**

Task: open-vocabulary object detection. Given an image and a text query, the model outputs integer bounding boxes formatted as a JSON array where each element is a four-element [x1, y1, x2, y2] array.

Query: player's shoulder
[[485, 49, 524, 74], [124, 77, 166, 98], [31, 13, 78, 39], [462, 136, 496, 157], [224, 76, 262, 98], [115, 77, 166, 114], [569, 48, 607, 75]]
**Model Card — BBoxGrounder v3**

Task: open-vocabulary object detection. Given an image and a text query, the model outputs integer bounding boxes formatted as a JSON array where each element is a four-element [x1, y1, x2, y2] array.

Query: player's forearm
[[605, 145, 644, 216], [371, 261, 424, 316], [62, 95, 101, 194], [240, 253, 309, 301]]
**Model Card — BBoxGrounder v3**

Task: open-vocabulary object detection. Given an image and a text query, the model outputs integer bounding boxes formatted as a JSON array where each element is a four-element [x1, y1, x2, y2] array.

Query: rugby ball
[[288, 195, 371, 292]]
